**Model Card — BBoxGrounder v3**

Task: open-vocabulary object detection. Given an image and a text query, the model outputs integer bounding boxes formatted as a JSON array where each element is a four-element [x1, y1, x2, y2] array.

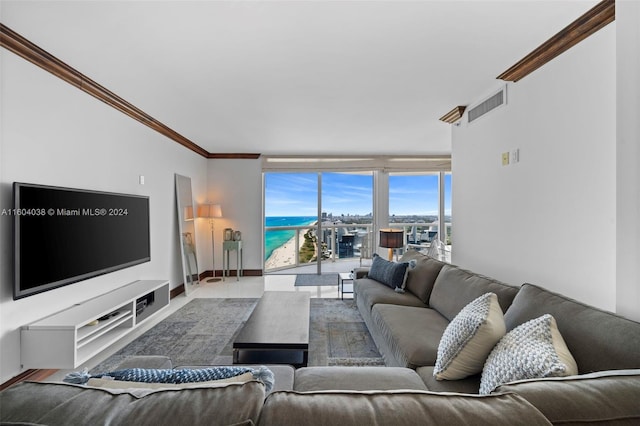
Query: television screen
[[13, 183, 150, 299]]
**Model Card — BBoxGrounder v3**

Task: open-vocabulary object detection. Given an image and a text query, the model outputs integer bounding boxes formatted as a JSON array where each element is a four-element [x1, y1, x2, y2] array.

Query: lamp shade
[[184, 205, 194, 221], [198, 203, 222, 219], [379, 229, 404, 249]]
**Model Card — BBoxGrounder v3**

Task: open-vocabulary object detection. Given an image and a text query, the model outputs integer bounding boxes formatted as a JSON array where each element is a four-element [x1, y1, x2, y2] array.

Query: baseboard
[[202, 269, 263, 277], [170, 283, 185, 299]]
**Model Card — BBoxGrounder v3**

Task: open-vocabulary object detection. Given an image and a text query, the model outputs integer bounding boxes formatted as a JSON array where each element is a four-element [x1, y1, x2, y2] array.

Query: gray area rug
[[91, 297, 383, 373], [294, 273, 340, 287]]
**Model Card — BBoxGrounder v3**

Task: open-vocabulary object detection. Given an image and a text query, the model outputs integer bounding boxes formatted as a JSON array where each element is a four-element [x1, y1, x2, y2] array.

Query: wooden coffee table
[[233, 291, 310, 368]]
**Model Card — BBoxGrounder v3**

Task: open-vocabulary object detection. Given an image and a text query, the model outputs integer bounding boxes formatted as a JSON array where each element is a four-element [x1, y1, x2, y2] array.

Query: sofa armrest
[[353, 267, 369, 279], [495, 369, 640, 425]]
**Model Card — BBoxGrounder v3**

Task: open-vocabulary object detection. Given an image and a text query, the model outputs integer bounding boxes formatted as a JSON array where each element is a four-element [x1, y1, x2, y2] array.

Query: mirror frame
[[175, 174, 200, 295]]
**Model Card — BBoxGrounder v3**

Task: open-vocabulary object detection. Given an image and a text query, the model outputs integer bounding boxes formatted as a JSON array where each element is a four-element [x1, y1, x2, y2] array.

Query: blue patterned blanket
[[64, 366, 274, 391]]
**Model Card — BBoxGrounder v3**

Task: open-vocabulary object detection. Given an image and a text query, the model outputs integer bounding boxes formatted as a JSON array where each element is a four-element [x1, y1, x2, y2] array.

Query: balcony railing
[[264, 221, 452, 272], [265, 223, 373, 272]]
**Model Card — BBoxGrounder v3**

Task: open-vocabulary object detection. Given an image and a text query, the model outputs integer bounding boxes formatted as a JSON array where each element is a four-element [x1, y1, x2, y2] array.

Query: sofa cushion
[[294, 366, 428, 391], [504, 283, 640, 374], [434, 293, 506, 380], [367, 254, 409, 289], [480, 314, 578, 395], [0, 380, 265, 426], [399, 250, 447, 303], [371, 304, 449, 369], [175, 364, 295, 394], [417, 366, 482, 394], [354, 278, 427, 312], [258, 390, 552, 426], [495, 369, 640, 425], [429, 265, 518, 321]]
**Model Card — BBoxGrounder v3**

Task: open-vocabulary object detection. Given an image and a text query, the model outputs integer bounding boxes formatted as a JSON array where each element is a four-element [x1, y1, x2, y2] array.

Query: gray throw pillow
[[367, 254, 409, 290], [479, 314, 578, 395]]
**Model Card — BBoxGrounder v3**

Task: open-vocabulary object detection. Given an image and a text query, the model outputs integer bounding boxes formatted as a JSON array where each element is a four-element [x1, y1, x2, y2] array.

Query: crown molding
[[208, 153, 262, 159], [439, 106, 467, 124], [497, 0, 615, 82], [1, 23, 212, 158]]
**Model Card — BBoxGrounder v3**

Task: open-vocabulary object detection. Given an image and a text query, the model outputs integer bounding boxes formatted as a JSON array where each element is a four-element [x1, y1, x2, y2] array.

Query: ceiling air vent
[[468, 88, 505, 123]]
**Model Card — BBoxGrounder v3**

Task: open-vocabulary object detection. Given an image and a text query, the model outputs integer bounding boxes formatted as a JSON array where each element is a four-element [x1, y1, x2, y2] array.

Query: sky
[[265, 172, 451, 217]]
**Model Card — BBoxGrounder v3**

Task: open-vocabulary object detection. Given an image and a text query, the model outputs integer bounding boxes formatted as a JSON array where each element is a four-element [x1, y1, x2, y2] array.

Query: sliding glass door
[[264, 173, 318, 271], [320, 172, 373, 270], [264, 171, 373, 273]]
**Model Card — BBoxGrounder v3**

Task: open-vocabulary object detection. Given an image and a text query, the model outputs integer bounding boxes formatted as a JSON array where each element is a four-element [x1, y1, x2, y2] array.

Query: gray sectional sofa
[[2, 251, 640, 425], [354, 250, 640, 394]]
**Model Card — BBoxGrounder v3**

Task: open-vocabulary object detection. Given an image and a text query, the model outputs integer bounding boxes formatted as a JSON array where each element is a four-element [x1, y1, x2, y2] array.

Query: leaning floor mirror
[[175, 174, 200, 295]]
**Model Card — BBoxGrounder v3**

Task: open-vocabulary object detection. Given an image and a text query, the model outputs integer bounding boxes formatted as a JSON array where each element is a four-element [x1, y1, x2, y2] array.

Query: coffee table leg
[[233, 348, 239, 364]]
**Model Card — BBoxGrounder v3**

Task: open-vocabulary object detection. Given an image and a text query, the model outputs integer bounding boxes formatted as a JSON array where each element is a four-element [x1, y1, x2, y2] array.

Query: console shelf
[[21, 280, 170, 369]]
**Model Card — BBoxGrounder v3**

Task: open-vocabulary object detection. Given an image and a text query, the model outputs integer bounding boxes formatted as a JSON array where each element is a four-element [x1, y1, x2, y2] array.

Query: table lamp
[[379, 229, 404, 261]]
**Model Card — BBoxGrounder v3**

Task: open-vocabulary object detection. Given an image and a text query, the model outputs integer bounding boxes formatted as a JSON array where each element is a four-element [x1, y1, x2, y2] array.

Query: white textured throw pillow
[[479, 314, 578, 395], [433, 293, 506, 380]]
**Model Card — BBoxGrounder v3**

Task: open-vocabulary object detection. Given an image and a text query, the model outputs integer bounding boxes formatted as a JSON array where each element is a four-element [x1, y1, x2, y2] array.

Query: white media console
[[21, 279, 170, 369]]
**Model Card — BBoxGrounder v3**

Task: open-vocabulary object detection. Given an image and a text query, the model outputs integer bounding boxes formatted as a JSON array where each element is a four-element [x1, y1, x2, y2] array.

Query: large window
[[262, 156, 452, 271], [264, 172, 373, 272], [388, 172, 452, 255], [321, 172, 373, 269], [264, 173, 318, 270]]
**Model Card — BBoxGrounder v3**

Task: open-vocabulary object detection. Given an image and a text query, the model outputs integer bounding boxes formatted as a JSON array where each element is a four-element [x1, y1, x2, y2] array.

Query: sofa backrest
[[399, 251, 447, 303], [504, 283, 640, 374], [428, 265, 519, 321], [257, 390, 552, 426], [495, 369, 640, 425], [0, 380, 266, 426]]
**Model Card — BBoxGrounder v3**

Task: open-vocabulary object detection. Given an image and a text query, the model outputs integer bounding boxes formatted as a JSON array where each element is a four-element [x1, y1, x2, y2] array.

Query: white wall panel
[[452, 25, 617, 312], [0, 51, 207, 382]]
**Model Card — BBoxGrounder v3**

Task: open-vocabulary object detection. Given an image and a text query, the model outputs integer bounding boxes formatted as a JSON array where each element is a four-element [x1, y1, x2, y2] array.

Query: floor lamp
[[199, 203, 223, 282], [379, 229, 404, 261]]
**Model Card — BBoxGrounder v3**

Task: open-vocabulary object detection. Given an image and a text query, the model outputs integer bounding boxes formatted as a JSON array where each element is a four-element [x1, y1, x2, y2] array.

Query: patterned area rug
[[91, 297, 383, 373], [294, 273, 340, 287], [309, 298, 384, 366]]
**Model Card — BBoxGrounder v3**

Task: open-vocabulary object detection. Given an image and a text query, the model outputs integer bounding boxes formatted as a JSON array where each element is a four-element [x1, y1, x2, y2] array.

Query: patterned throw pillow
[[479, 314, 578, 395], [434, 293, 506, 380], [367, 253, 410, 290]]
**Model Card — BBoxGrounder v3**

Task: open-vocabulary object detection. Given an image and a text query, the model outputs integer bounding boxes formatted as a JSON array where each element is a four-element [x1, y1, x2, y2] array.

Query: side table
[[338, 272, 354, 300], [223, 240, 243, 281]]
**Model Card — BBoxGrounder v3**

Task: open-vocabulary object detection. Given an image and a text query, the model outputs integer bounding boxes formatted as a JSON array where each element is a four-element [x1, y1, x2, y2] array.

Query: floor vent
[[468, 88, 505, 123]]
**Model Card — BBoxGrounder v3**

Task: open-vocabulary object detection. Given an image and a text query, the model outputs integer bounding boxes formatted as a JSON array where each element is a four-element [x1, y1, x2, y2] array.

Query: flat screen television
[[13, 182, 151, 299]]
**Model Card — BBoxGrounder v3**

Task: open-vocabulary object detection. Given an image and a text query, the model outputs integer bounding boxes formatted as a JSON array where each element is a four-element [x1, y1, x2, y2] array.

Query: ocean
[[265, 216, 317, 260]]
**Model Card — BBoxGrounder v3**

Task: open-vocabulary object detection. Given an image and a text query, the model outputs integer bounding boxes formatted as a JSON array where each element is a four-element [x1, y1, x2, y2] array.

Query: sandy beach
[[265, 226, 314, 269]]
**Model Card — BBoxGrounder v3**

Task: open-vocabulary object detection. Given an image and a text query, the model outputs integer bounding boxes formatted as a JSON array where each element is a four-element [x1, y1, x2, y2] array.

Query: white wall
[[203, 159, 263, 273], [0, 50, 208, 382], [616, 0, 640, 320], [452, 25, 618, 312]]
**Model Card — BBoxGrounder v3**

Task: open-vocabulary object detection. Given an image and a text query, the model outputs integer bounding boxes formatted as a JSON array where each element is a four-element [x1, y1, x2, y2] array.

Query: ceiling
[[1, 0, 599, 156]]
